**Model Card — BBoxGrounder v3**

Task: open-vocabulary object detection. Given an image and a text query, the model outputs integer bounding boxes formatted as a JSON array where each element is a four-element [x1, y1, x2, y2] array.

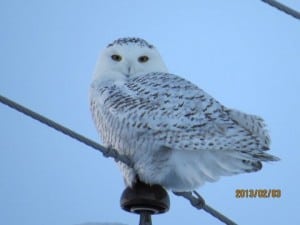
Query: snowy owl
[[90, 37, 279, 192]]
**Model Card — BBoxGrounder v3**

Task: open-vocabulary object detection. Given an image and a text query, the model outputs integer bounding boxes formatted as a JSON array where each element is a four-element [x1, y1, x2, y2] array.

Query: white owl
[[90, 37, 279, 192]]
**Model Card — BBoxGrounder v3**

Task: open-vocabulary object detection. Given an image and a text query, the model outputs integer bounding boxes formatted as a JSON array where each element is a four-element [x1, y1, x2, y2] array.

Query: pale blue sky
[[0, 1, 299, 225]]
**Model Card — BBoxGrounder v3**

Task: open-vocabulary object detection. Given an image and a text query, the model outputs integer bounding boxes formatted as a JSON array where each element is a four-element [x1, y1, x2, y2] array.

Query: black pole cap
[[120, 181, 170, 215]]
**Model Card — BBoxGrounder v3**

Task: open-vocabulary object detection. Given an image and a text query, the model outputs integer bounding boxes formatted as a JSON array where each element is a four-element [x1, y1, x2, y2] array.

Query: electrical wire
[[262, 0, 300, 20], [173, 191, 238, 225], [0, 94, 133, 168]]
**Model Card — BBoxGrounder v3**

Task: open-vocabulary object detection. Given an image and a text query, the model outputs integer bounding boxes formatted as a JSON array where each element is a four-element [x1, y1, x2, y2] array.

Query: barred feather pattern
[[90, 72, 279, 191]]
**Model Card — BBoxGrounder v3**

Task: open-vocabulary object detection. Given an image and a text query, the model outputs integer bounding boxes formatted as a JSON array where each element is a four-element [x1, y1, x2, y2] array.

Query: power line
[[173, 191, 238, 225], [262, 0, 300, 20], [0, 94, 133, 168], [0, 94, 237, 225]]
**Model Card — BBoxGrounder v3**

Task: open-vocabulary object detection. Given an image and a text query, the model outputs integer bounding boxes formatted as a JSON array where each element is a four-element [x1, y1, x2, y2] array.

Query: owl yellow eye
[[111, 54, 122, 62], [138, 55, 149, 63]]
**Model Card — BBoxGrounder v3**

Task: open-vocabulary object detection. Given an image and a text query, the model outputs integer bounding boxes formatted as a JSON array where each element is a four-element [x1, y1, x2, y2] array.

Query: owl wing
[[92, 72, 274, 154], [91, 72, 279, 188]]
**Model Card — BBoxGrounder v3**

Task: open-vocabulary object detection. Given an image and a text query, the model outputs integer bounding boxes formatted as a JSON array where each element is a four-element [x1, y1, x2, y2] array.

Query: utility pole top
[[120, 181, 170, 225]]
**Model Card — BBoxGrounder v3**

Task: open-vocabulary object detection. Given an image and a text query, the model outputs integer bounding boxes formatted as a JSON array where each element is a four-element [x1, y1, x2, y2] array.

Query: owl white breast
[[90, 37, 279, 192]]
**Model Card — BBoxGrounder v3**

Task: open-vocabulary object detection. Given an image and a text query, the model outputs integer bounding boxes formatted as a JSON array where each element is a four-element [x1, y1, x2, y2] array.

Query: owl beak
[[127, 66, 132, 74], [123, 66, 132, 78]]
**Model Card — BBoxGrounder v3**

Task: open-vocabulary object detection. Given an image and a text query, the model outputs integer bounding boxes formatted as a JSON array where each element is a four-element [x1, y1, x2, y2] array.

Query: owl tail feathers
[[233, 150, 280, 173], [200, 150, 279, 176], [226, 108, 271, 149], [249, 151, 280, 162], [163, 149, 279, 192]]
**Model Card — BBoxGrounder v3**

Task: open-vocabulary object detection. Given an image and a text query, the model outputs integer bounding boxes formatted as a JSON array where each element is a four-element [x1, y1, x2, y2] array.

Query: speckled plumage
[[90, 37, 279, 191]]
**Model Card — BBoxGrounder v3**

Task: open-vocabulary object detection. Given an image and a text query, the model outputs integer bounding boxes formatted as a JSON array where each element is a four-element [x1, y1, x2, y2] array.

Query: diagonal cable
[[0, 94, 133, 168], [173, 191, 238, 225], [0, 94, 237, 225], [261, 0, 300, 20]]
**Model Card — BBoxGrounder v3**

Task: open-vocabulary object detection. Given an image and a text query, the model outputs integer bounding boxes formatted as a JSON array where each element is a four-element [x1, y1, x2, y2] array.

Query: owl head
[[93, 37, 168, 82]]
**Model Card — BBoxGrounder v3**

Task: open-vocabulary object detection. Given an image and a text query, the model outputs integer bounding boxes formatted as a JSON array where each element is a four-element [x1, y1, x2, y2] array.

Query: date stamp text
[[235, 189, 281, 198]]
